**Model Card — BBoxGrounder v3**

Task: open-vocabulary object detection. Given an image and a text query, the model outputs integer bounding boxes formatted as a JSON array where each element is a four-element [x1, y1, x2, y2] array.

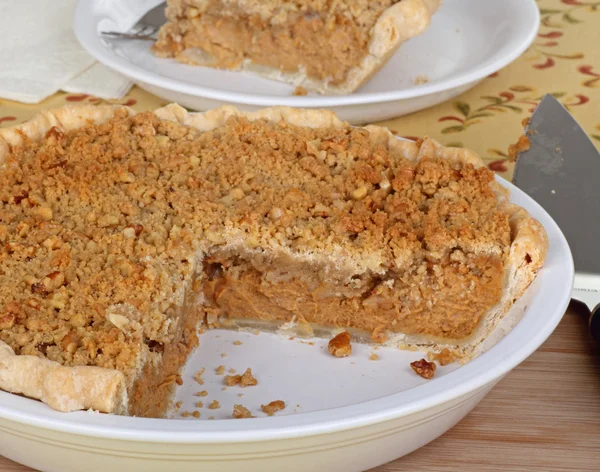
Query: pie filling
[[200, 247, 504, 342], [0, 107, 514, 417], [153, 0, 398, 84]]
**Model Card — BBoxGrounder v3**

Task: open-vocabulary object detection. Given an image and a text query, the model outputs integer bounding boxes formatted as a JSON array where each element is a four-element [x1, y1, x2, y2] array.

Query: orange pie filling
[[153, 0, 398, 84], [200, 248, 505, 342]]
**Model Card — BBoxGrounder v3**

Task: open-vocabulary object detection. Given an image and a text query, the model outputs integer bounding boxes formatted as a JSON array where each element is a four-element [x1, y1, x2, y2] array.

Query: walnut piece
[[261, 400, 285, 416], [410, 358, 437, 379], [328, 332, 352, 357]]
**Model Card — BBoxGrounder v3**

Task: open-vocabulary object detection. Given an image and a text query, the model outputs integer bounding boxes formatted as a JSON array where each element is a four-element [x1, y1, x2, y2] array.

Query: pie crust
[[0, 104, 547, 415], [152, 0, 442, 94]]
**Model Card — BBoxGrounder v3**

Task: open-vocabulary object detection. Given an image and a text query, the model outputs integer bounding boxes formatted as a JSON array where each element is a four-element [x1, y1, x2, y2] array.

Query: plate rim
[[72, 0, 541, 108], [0, 175, 574, 443]]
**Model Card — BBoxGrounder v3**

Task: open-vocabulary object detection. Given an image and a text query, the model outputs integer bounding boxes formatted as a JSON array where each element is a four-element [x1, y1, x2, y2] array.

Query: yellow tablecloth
[[1, 0, 598, 181]]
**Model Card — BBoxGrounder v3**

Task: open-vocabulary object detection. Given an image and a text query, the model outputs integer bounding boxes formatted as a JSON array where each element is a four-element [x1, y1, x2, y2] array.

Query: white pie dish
[[0, 172, 572, 472], [73, 0, 540, 124]]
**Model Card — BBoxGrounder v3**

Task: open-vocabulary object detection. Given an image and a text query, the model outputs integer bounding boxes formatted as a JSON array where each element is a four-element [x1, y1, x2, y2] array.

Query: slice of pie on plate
[[152, 0, 442, 94], [0, 104, 547, 417]]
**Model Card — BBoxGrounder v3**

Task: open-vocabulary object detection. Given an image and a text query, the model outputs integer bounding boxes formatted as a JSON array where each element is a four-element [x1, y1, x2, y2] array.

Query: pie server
[[513, 94, 600, 343]]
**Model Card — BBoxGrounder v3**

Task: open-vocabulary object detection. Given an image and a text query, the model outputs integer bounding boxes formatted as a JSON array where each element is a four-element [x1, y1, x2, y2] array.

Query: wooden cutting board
[[1, 306, 599, 472]]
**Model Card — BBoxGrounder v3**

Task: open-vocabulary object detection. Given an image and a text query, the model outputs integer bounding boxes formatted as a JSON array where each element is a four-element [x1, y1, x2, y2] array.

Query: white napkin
[[0, 0, 132, 103]]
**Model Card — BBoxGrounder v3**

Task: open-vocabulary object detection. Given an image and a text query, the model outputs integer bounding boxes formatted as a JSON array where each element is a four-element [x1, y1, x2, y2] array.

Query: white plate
[[0, 176, 573, 472], [73, 0, 540, 124]]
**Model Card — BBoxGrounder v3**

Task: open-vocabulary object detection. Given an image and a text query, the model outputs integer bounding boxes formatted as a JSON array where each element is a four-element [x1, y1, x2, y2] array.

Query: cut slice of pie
[[152, 0, 442, 94], [0, 104, 547, 417]]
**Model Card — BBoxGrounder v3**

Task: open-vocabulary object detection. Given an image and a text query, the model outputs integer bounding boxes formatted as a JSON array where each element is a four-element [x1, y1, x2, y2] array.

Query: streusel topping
[[0, 108, 510, 373]]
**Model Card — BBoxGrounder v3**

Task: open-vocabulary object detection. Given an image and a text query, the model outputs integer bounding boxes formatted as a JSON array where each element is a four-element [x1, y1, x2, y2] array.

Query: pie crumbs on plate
[[0, 103, 547, 417]]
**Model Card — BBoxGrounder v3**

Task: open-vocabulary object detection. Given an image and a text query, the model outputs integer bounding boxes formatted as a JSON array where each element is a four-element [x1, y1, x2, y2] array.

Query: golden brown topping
[[232, 404, 253, 419], [261, 400, 286, 416], [410, 358, 436, 379], [328, 332, 352, 357], [215, 365, 225, 375], [192, 411, 201, 418], [208, 400, 220, 409]]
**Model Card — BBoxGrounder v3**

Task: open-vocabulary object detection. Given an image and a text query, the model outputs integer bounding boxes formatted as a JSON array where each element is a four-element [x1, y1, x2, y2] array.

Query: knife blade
[[513, 94, 600, 342]]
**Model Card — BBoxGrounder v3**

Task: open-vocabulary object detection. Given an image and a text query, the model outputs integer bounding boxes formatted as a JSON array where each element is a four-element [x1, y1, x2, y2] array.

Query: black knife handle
[[590, 305, 600, 344]]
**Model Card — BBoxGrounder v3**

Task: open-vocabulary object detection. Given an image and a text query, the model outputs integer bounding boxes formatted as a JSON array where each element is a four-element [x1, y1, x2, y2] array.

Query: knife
[[513, 94, 600, 343]]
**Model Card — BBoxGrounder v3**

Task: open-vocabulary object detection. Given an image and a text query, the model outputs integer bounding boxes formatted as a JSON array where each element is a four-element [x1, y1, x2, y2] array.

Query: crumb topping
[[224, 367, 258, 387], [0, 108, 510, 378]]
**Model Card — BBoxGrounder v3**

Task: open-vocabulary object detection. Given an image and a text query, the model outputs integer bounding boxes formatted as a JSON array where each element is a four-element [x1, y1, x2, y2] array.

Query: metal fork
[[100, 2, 166, 41]]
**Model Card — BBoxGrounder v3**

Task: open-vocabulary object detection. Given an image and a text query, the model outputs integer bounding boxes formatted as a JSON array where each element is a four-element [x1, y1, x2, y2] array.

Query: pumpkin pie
[[0, 104, 547, 417], [152, 0, 442, 94]]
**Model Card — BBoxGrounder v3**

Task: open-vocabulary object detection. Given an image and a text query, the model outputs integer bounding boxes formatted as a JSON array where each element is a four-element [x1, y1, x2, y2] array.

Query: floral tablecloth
[[0, 0, 598, 181]]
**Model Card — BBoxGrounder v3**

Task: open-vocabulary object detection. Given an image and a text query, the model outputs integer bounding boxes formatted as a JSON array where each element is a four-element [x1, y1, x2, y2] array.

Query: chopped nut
[[215, 365, 225, 375], [98, 214, 119, 228], [192, 411, 201, 418], [328, 332, 352, 357], [195, 401, 204, 408], [232, 404, 253, 419], [123, 224, 144, 239], [31, 283, 48, 296], [351, 185, 368, 200], [41, 271, 64, 291], [261, 400, 285, 416], [108, 313, 129, 330], [49, 291, 68, 309], [208, 400, 220, 410], [32, 207, 53, 221], [230, 188, 245, 200], [117, 170, 136, 183], [0, 312, 16, 329], [205, 229, 225, 244], [154, 135, 170, 146], [410, 358, 437, 379], [60, 331, 79, 354]]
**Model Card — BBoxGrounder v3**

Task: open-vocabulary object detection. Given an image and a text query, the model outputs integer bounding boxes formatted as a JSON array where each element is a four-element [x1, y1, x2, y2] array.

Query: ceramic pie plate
[[73, 0, 540, 124], [0, 172, 572, 472]]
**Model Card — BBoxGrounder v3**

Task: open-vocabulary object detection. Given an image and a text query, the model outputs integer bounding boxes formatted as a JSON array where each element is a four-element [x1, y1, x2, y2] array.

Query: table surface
[[1, 0, 599, 470], [2, 306, 598, 472]]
